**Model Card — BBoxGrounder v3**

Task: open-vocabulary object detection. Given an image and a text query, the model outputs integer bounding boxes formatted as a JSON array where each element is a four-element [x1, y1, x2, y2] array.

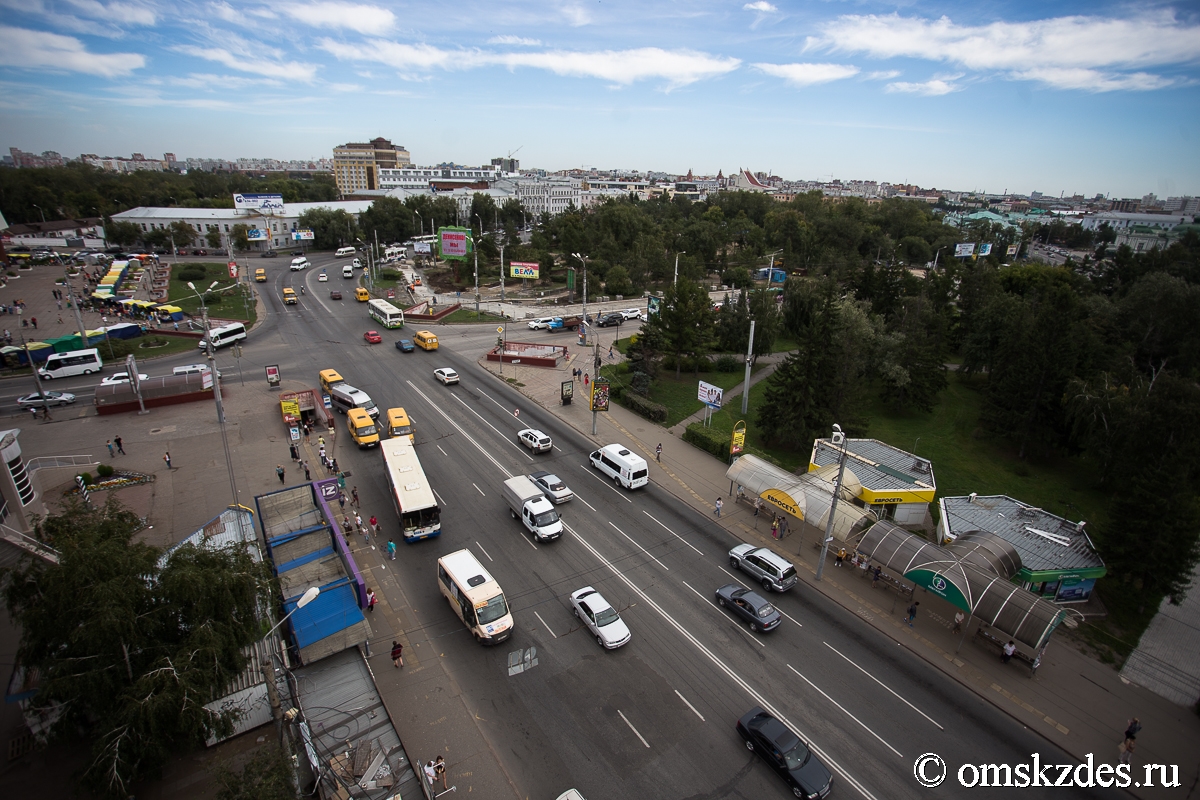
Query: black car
[[395, 338, 414, 352], [260, 250, 278, 258], [192, 248, 208, 256], [595, 312, 623, 328], [736, 707, 833, 799], [291, 250, 304, 256], [10, 245, 31, 252], [715, 584, 781, 632]]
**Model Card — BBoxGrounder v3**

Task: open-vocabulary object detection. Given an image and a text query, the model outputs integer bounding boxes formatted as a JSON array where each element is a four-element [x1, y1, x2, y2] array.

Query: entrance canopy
[[858, 522, 1065, 650], [726, 455, 875, 542]]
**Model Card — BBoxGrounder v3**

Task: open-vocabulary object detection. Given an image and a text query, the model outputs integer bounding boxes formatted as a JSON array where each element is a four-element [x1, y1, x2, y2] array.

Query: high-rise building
[[332, 137, 411, 195]]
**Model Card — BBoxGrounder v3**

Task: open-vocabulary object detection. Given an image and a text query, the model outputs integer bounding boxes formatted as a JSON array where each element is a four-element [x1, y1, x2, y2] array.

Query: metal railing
[[26, 454, 95, 471], [0, 521, 59, 563]]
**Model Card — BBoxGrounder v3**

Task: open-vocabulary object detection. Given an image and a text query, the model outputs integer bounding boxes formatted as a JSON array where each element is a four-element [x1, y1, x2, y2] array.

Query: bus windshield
[[476, 594, 509, 624]]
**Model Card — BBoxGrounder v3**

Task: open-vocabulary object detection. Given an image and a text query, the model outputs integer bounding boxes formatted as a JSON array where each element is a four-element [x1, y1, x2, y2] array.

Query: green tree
[[359, 196, 417, 245], [605, 265, 632, 296], [205, 228, 223, 249], [644, 279, 712, 377], [297, 207, 359, 250], [876, 295, 948, 411], [1, 497, 273, 799], [215, 744, 297, 800], [748, 286, 782, 363], [230, 223, 252, 252], [105, 219, 142, 247], [716, 290, 750, 354]]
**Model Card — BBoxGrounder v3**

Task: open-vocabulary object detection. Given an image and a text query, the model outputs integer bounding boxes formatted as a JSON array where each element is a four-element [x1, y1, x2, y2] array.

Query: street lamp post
[[765, 250, 783, 290], [473, 214, 482, 316], [815, 425, 849, 582], [674, 251, 686, 286], [262, 585, 320, 743], [31, 205, 46, 224], [499, 243, 506, 303], [186, 279, 242, 509]]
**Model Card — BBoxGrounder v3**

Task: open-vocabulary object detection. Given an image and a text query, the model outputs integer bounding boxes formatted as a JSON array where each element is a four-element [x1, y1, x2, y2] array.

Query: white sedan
[[318, 271, 328, 282], [17, 391, 76, 408], [570, 587, 632, 649], [434, 368, 459, 385], [101, 372, 149, 386]]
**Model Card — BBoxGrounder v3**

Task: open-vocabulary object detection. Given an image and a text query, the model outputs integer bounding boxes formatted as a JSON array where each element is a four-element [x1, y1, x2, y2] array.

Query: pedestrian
[[352, 486, 360, 507], [1119, 737, 1135, 765], [173, 320, 178, 331], [289, 443, 299, 462], [753, 497, 762, 517], [57, 315, 63, 324], [31, 317, 36, 329], [906, 601, 920, 626], [163, 452, 172, 469], [338, 490, 346, 509], [583, 373, 589, 390], [859, 554, 869, 579], [1002, 640, 1017, 663], [780, 516, 789, 538], [318, 435, 325, 448], [953, 610, 966, 633], [336, 470, 346, 489], [387, 538, 396, 561], [423, 761, 437, 787], [714, 497, 723, 518], [343, 515, 353, 535], [1124, 718, 1142, 741], [373, 516, 382, 536], [836, 547, 846, 567], [303, 461, 311, 481], [106, 439, 114, 457], [331, 457, 339, 473], [434, 756, 447, 790], [771, 518, 779, 539], [391, 640, 404, 668], [608, 344, 614, 360], [655, 443, 662, 462], [276, 464, 286, 484], [29, 406, 39, 422], [366, 588, 377, 612], [114, 435, 124, 455], [318, 445, 326, 462], [872, 565, 882, 588]]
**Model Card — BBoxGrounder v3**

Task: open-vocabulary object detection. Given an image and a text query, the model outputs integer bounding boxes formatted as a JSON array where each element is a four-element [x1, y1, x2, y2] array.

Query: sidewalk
[[480, 355, 1200, 799]]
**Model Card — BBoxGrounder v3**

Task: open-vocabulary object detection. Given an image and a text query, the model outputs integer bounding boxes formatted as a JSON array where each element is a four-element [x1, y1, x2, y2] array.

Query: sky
[[1, 1, 1198, 199]]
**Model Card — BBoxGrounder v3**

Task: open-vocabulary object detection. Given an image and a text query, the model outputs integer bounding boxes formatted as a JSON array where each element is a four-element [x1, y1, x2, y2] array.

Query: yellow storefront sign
[[761, 489, 803, 520], [859, 486, 936, 504]]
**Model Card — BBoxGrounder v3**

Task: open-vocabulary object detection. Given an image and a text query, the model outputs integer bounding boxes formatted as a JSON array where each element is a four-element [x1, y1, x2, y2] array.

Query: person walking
[[114, 435, 125, 455], [753, 497, 762, 517], [303, 423, 311, 443], [423, 761, 437, 787], [354, 511, 364, 531], [366, 588, 377, 612], [1002, 640, 1017, 663], [106, 439, 115, 457], [655, 443, 662, 462], [276, 465, 286, 484], [1119, 737, 1135, 765], [836, 547, 846, 567], [369, 514, 379, 535], [337, 490, 346, 510], [30, 317, 36, 330], [391, 640, 404, 668], [953, 610, 966, 633], [163, 452, 172, 469], [289, 443, 299, 462], [387, 538, 397, 560], [352, 486, 360, 507], [906, 601, 920, 626], [434, 756, 447, 790], [1124, 718, 1142, 741], [303, 461, 311, 481], [714, 497, 723, 518], [872, 565, 882, 588]]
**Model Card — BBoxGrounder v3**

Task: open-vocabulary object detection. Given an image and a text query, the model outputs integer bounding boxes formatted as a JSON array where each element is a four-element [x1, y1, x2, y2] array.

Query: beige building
[[332, 137, 411, 195]]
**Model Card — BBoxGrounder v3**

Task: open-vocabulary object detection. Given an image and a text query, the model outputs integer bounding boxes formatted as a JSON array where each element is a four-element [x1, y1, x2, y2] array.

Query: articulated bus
[[380, 437, 441, 542], [367, 298, 405, 329]]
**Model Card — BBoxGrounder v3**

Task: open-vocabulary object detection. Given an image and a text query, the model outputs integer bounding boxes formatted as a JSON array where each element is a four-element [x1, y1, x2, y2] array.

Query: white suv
[[518, 428, 552, 453], [527, 317, 556, 330]]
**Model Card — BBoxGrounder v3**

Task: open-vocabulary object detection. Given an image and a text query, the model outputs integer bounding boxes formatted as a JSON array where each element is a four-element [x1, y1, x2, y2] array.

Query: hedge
[[620, 392, 668, 423], [683, 423, 730, 459]]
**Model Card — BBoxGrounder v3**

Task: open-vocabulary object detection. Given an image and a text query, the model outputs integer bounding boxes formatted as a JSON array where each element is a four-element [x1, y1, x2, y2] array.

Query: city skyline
[[1, 1, 1198, 198]]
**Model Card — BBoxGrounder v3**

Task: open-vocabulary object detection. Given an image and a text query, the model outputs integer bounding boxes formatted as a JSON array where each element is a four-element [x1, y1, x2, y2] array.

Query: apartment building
[[333, 138, 411, 195]]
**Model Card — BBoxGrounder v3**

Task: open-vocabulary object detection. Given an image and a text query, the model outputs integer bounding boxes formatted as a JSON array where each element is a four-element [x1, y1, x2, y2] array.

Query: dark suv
[[595, 313, 623, 328]]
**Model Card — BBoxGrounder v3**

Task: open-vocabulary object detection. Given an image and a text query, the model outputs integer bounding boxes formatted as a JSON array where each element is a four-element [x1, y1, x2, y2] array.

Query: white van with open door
[[38, 348, 103, 379]]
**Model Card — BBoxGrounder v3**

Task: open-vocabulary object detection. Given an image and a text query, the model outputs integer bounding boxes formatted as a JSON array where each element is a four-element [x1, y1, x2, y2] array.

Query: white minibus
[[437, 549, 513, 645], [589, 444, 650, 489], [198, 322, 248, 350], [335, 246, 356, 258], [38, 348, 103, 380]]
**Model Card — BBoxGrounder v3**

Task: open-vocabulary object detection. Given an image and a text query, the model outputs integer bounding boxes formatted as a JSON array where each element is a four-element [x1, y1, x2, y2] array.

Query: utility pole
[[473, 214, 481, 316], [22, 337, 51, 420], [592, 331, 599, 436], [815, 425, 848, 582], [62, 274, 91, 347], [499, 243, 506, 302], [741, 319, 755, 414], [674, 251, 686, 286]]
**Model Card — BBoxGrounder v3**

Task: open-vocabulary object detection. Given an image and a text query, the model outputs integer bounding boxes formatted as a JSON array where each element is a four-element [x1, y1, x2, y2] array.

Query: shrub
[[378, 269, 403, 282], [620, 392, 668, 422], [176, 266, 206, 282], [77, 472, 94, 486], [630, 370, 652, 396], [683, 423, 731, 460], [96, 464, 115, 478], [715, 354, 740, 372]]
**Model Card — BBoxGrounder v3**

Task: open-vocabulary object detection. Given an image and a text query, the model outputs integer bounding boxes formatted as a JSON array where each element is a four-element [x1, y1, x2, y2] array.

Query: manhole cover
[[149, 428, 162, 434], [148, 426, 176, 435]]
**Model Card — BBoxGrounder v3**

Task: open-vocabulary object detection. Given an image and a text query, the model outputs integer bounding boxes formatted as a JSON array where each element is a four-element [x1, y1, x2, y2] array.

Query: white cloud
[[0, 24, 144, 75], [489, 35, 541, 46], [1010, 67, 1177, 92], [318, 39, 460, 71], [176, 44, 318, 80], [865, 70, 900, 80], [64, 0, 156, 26], [813, 11, 1200, 91], [754, 62, 859, 86], [561, 3, 591, 27], [886, 78, 959, 96], [284, 2, 395, 34], [208, 2, 239, 23], [743, 2, 777, 12], [168, 73, 284, 89]]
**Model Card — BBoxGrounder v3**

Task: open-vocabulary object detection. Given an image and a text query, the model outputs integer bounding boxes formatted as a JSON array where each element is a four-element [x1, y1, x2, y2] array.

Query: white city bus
[[381, 437, 440, 542], [437, 549, 513, 645], [367, 298, 405, 329]]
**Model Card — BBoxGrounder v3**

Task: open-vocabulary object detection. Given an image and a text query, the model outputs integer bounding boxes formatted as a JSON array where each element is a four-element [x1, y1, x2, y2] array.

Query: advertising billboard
[[438, 227, 470, 260], [245, 228, 269, 241], [414, 242, 432, 254], [978, 243, 993, 257], [954, 243, 975, 258], [698, 380, 723, 407], [292, 229, 314, 241], [233, 193, 285, 213], [1006, 244, 1019, 257], [510, 262, 539, 278], [590, 378, 610, 412], [647, 296, 662, 317]]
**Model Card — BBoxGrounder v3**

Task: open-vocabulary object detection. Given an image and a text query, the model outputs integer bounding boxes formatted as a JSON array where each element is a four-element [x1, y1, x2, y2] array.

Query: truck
[[502, 475, 563, 542], [546, 315, 583, 332]]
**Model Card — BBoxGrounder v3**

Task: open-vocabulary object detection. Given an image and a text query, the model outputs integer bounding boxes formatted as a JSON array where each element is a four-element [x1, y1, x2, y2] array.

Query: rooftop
[[810, 437, 936, 494]]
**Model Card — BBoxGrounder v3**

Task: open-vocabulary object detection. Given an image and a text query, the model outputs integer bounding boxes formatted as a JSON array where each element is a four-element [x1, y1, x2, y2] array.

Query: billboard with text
[[233, 193, 285, 213], [439, 227, 470, 260], [954, 243, 975, 257], [245, 228, 269, 241], [510, 261, 539, 278], [292, 229, 314, 241]]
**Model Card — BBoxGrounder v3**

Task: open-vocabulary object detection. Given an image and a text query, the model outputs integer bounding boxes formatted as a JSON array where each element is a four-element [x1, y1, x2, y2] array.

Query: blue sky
[[1, 1, 1198, 198]]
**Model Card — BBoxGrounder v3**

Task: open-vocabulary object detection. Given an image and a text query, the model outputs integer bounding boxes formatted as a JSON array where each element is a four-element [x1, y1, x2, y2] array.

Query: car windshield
[[758, 603, 777, 618], [780, 739, 811, 771], [594, 607, 621, 627], [533, 510, 559, 527], [476, 594, 509, 624], [357, 425, 376, 436], [395, 425, 412, 436]]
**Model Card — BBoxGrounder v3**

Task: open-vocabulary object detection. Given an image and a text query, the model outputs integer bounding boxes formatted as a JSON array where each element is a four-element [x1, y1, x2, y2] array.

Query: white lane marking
[[517, 531, 538, 551], [407, 381, 512, 477], [610, 522, 669, 571], [450, 393, 532, 461], [575, 495, 597, 513], [717, 566, 746, 586], [776, 607, 804, 628], [787, 664, 903, 759], [433, 489, 447, 506], [579, 464, 632, 502], [823, 643, 943, 730], [437, 445, 448, 456], [534, 611, 557, 638], [681, 580, 764, 648], [644, 511, 703, 556], [675, 689, 705, 722], [564, 523, 877, 800], [618, 710, 650, 748], [473, 483, 485, 496], [475, 542, 494, 562]]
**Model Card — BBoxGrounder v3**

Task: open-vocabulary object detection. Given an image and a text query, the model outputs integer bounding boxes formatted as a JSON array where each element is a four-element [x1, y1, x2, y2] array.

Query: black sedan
[[715, 584, 781, 633], [595, 312, 623, 327], [736, 706, 833, 799]]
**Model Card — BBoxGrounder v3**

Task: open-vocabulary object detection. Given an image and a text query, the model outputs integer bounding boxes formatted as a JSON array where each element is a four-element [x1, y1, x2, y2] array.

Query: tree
[[748, 287, 782, 363], [105, 218, 142, 247], [644, 279, 712, 377], [229, 223, 252, 252], [715, 290, 750, 354], [359, 196, 417, 245], [876, 295, 948, 411], [297, 207, 359, 250], [215, 744, 297, 800], [1, 497, 273, 799], [605, 265, 632, 296]]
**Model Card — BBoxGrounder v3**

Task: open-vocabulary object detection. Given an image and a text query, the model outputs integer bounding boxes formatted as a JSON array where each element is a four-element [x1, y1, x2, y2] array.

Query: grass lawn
[[104, 334, 202, 363], [601, 364, 760, 428], [441, 308, 507, 324], [168, 262, 257, 323]]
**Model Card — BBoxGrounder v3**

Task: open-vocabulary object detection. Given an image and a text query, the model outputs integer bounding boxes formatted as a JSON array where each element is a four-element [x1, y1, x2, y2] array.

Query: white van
[[198, 322, 247, 350], [289, 257, 309, 271], [38, 348, 103, 380], [173, 363, 222, 379], [342, 265, 354, 279], [589, 444, 649, 489], [335, 246, 356, 258], [329, 383, 379, 418]]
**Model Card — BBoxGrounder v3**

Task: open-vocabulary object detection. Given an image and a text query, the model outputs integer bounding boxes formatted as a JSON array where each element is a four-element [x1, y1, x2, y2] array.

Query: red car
[[363, 330, 382, 344]]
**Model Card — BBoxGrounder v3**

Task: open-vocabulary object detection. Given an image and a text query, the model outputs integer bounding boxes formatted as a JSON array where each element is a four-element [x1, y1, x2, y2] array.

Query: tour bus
[[197, 322, 247, 350], [335, 246, 356, 258], [38, 348, 103, 380], [385, 407, 414, 442], [381, 437, 441, 543], [347, 407, 380, 448], [367, 298, 405, 329], [436, 548, 512, 644]]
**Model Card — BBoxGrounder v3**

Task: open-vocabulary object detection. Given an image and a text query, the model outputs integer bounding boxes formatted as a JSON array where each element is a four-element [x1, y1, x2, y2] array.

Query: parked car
[[260, 250, 278, 258], [530, 471, 573, 503], [517, 428, 552, 453], [363, 330, 382, 344], [100, 372, 149, 386], [17, 391, 76, 408], [715, 585, 781, 633], [619, 308, 642, 320], [527, 317, 556, 330], [736, 707, 833, 799], [434, 368, 459, 385], [191, 248, 208, 256], [595, 313, 623, 328], [291, 250, 304, 256], [395, 338, 414, 352], [570, 587, 631, 649], [728, 544, 798, 592]]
